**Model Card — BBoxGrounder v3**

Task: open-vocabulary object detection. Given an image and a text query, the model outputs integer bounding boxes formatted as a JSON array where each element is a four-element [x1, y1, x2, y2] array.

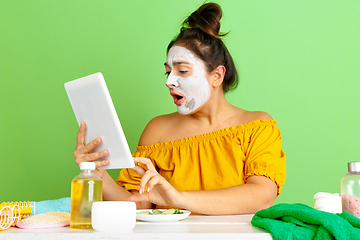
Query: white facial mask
[[166, 46, 211, 115]]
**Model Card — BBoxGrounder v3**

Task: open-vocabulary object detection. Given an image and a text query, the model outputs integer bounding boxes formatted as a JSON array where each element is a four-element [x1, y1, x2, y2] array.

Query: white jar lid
[[348, 162, 360, 172], [80, 162, 96, 170]]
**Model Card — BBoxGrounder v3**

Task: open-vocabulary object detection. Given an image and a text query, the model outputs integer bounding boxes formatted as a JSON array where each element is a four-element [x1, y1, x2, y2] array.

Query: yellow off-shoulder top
[[116, 119, 286, 196]]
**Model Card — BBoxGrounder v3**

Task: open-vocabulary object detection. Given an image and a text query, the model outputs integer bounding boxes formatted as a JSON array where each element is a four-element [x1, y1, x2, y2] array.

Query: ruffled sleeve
[[242, 121, 286, 195]]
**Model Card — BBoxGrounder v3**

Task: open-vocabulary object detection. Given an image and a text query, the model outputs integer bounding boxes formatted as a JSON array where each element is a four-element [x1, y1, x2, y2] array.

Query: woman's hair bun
[[184, 3, 225, 39]]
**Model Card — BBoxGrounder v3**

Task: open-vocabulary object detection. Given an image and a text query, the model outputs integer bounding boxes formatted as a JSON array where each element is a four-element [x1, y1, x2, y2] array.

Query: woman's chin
[[177, 104, 198, 115]]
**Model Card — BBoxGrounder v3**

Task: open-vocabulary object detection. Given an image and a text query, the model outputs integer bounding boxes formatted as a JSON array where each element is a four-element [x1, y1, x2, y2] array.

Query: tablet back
[[64, 72, 134, 169]]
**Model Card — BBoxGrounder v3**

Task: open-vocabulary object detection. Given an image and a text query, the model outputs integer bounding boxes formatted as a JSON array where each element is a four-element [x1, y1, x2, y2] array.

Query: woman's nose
[[165, 74, 179, 88]]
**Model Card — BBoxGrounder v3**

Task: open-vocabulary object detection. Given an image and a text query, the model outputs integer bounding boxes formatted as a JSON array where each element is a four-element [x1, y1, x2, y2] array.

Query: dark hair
[[167, 3, 238, 93]]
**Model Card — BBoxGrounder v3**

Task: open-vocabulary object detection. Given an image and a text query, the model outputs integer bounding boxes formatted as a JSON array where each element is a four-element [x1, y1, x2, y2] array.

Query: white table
[[0, 214, 272, 239]]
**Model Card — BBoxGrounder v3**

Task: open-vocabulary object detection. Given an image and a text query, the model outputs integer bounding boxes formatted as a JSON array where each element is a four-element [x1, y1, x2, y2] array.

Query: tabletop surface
[[0, 214, 272, 240]]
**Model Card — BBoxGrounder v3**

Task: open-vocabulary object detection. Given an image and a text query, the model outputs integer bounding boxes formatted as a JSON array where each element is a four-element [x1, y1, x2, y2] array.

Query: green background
[[1, 0, 359, 208]]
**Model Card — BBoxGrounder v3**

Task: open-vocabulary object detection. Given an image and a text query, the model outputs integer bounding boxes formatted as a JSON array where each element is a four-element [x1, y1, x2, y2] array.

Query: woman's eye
[[179, 70, 188, 74]]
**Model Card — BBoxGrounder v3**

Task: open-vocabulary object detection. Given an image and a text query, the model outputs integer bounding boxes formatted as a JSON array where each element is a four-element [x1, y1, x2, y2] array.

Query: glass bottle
[[341, 162, 360, 218], [70, 162, 103, 229]]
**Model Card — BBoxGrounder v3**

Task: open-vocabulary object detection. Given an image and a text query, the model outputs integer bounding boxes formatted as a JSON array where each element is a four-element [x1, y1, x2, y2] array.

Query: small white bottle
[[341, 162, 360, 218], [70, 162, 103, 229]]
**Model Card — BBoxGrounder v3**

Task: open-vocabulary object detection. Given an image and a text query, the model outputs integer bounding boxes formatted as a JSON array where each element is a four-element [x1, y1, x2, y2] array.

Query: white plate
[[136, 209, 191, 222]]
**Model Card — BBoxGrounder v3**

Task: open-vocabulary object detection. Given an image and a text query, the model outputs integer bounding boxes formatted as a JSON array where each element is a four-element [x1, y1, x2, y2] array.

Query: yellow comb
[[0, 201, 34, 231]]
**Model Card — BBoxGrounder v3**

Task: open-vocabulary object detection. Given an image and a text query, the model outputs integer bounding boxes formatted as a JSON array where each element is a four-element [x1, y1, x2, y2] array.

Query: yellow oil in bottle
[[70, 163, 103, 229]]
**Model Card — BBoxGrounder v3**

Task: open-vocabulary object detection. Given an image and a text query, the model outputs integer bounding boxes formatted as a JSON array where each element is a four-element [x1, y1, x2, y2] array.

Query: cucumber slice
[[136, 211, 151, 215], [151, 209, 163, 215], [137, 208, 184, 215], [162, 209, 177, 215]]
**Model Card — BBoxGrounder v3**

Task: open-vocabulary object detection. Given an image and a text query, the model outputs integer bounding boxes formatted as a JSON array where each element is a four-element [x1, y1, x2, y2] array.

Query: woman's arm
[[100, 171, 132, 200], [129, 157, 277, 215], [177, 176, 277, 215]]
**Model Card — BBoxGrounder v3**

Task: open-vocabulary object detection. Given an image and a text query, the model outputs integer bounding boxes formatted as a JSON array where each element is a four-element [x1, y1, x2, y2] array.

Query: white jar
[[91, 201, 136, 232]]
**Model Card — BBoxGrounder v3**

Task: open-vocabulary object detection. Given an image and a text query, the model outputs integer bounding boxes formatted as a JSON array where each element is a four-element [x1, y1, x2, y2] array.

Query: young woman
[[73, 3, 286, 215]]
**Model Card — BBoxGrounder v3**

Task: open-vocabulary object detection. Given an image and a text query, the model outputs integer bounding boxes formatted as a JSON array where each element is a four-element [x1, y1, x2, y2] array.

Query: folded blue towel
[[251, 203, 360, 240], [34, 197, 71, 215]]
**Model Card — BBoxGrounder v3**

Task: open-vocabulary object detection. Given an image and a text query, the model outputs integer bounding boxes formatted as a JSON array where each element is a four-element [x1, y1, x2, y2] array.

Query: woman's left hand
[[129, 157, 183, 207]]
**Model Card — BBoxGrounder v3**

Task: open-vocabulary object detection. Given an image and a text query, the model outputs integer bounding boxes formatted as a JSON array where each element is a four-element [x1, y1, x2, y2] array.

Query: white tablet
[[64, 72, 135, 169]]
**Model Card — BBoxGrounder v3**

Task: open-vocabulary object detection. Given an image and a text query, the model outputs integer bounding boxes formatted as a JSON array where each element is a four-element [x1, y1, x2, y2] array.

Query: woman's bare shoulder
[[138, 112, 180, 146], [246, 110, 273, 121], [233, 108, 273, 125]]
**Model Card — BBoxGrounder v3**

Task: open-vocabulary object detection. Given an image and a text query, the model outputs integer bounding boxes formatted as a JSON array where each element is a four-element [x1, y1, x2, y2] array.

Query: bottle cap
[[348, 162, 360, 172], [80, 162, 96, 170]]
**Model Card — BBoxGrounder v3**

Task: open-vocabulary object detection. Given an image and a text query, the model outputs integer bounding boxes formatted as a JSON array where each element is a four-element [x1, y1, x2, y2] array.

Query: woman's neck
[[188, 90, 235, 127]]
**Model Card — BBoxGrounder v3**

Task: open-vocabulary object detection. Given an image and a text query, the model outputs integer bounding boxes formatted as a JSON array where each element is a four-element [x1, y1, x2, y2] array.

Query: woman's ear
[[211, 65, 226, 88]]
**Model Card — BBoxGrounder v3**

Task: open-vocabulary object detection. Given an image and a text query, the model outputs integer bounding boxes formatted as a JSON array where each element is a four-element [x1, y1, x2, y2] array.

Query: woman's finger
[[73, 138, 105, 161], [75, 122, 86, 150], [131, 164, 147, 176], [139, 170, 158, 194], [133, 157, 157, 172], [75, 158, 109, 169], [146, 174, 162, 193], [129, 191, 150, 203], [78, 137, 102, 154], [94, 159, 110, 169], [86, 149, 108, 161]]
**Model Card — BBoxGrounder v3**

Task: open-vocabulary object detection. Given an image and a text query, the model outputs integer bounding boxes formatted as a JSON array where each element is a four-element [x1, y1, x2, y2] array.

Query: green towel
[[251, 203, 360, 240]]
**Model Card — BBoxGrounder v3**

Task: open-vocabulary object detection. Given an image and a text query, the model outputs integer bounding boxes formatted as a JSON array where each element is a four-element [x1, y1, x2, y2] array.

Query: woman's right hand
[[73, 122, 110, 178]]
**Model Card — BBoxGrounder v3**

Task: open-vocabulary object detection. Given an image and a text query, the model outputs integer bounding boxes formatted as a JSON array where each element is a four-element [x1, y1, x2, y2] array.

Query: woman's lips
[[170, 92, 185, 105]]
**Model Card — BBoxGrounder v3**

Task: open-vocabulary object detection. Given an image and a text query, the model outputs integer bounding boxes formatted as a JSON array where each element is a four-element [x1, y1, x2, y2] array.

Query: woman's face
[[165, 46, 211, 115]]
